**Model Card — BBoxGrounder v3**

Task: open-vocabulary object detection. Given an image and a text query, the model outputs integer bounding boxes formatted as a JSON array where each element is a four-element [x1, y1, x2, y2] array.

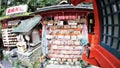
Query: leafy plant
[[0, 0, 62, 16]]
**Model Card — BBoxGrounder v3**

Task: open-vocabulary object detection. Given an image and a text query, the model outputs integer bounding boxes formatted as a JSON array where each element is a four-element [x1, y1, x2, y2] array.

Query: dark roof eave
[[32, 4, 93, 14]]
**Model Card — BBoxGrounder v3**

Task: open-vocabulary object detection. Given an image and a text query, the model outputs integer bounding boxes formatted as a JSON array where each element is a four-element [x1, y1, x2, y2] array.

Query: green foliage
[[36, 0, 62, 7], [0, 23, 2, 38], [0, 0, 62, 16]]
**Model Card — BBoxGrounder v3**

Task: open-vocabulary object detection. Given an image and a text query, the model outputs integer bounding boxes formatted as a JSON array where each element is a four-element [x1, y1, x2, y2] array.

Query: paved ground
[[46, 64, 100, 68], [46, 64, 81, 68], [0, 59, 14, 68], [0, 59, 26, 68]]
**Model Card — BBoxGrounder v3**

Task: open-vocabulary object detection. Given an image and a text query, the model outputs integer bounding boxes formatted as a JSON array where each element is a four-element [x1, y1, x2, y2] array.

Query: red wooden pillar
[[92, 0, 101, 46]]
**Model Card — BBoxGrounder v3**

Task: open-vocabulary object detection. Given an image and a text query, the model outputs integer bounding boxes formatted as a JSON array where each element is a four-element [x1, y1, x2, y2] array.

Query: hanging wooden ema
[[54, 16, 77, 20]]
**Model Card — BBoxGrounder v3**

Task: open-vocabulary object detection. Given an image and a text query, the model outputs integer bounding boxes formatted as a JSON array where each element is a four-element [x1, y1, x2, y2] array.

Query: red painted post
[[92, 0, 101, 45]]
